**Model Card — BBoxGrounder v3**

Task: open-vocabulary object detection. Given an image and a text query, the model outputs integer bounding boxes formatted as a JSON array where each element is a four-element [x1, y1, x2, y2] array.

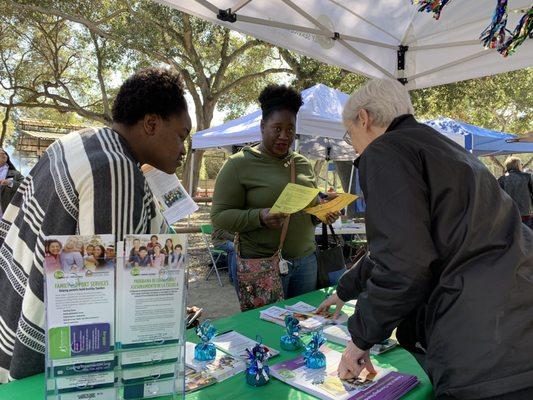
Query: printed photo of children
[[162, 187, 186, 208], [125, 235, 186, 271]]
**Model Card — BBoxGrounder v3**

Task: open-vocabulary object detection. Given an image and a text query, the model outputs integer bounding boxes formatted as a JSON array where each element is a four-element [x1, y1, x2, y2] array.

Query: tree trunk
[[182, 101, 215, 196], [0, 104, 12, 147]]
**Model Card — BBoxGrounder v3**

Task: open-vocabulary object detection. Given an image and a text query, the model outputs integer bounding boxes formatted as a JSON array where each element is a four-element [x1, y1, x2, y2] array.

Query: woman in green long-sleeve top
[[211, 84, 336, 299]]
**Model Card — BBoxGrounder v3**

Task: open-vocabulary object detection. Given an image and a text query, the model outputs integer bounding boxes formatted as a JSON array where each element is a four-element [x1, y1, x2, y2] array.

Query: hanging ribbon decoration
[[480, 0, 509, 49], [498, 7, 533, 57], [412, 0, 453, 20], [413, 0, 532, 57]]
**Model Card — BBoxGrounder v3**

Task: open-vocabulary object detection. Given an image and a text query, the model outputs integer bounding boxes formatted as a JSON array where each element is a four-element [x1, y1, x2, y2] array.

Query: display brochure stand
[[44, 234, 188, 400]]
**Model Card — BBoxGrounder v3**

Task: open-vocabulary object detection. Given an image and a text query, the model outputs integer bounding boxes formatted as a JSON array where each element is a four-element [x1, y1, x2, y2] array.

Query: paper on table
[[270, 183, 320, 214], [304, 193, 358, 222], [142, 164, 199, 224]]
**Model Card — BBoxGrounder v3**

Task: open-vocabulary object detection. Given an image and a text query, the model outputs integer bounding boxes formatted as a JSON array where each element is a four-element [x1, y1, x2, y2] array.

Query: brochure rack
[[44, 234, 188, 400]]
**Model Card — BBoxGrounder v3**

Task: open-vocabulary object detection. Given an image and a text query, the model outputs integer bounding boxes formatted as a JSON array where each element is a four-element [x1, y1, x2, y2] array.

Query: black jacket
[[337, 115, 533, 399], [498, 170, 532, 216], [0, 169, 24, 212]]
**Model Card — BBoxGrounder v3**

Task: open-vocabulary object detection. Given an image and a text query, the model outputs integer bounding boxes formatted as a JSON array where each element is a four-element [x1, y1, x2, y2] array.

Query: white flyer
[[116, 234, 187, 347], [142, 164, 199, 224]]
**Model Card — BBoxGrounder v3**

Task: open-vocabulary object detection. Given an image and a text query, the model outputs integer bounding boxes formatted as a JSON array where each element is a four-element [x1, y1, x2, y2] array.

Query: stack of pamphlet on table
[[270, 346, 419, 400], [323, 325, 398, 355], [259, 301, 348, 332], [185, 342, 246, 383]]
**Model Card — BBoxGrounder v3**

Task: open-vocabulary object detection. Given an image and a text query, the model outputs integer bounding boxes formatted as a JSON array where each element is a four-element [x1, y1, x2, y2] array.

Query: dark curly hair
[[258, 84, 303, 121], [112, 68, 187, 126]]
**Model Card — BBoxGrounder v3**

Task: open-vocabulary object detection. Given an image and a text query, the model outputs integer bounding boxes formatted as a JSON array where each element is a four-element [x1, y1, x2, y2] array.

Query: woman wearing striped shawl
[[0, 67, 192, 382]]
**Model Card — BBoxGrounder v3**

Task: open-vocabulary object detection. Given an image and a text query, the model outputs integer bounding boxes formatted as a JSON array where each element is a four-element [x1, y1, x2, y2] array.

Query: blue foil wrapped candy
[[245, 340, 271, 387], [304, 330, 327, 369], [280, 315, 303, 351], [194, 320, 217, 361]]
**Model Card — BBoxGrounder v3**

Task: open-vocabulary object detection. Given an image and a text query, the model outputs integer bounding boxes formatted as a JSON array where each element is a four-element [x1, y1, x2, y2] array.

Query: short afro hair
[[258, 84, 303, 121], [112, 67, 187, 126]]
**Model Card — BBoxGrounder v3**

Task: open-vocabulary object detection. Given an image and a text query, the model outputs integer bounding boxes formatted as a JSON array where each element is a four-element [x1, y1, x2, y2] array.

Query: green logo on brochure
[[54, 271, 64, 279], [131, 267, 140, 276]]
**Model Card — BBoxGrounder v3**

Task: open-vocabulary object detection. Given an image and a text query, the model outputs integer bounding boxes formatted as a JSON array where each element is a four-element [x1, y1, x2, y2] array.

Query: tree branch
[[91, 32, 111, 120], [215, 68, 292, 100]]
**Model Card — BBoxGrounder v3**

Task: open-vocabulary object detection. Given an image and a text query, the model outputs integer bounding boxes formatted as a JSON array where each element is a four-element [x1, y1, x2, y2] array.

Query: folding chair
[[200, 224, 227, 287]]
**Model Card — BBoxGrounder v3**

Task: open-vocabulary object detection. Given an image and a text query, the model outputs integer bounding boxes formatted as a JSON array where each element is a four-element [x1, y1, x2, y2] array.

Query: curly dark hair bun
[[258, 84, 303, 120], [112, 67, 187, 126]]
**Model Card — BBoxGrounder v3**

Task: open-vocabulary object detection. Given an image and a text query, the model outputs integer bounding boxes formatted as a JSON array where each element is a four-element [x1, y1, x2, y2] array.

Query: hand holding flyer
[[270, 183, 320, 214], [304, 193, 358, 222]]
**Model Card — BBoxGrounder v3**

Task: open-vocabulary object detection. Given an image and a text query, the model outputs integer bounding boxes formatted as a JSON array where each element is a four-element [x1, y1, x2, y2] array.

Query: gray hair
[[342, 79, 414, 127]]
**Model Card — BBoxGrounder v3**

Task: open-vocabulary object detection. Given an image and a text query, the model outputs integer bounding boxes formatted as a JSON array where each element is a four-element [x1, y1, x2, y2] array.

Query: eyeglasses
[[343, 130, 352, 146]]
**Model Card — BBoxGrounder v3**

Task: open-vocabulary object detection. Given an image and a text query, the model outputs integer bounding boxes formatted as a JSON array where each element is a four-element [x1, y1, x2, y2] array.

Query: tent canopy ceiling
[[160, 0, 532, 89]]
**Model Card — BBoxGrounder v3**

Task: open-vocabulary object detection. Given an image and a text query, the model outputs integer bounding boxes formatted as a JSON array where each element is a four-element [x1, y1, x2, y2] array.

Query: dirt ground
[[176, 205, 241, 321]]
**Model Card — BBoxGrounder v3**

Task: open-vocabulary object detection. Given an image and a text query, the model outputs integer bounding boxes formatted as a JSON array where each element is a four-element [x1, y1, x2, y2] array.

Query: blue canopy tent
[[425, 118, 533, 156]]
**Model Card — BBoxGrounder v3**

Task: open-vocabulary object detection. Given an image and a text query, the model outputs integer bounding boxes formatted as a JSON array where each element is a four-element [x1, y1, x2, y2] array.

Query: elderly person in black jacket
[[317, 79, 533, 400]]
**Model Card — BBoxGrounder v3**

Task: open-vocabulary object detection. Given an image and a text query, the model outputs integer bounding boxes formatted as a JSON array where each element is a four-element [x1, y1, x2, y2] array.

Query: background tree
[[1, 0, 292, 194]]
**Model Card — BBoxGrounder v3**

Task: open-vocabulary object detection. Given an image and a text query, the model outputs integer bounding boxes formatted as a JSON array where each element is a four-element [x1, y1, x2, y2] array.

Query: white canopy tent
[[159, 0, 532, 89]]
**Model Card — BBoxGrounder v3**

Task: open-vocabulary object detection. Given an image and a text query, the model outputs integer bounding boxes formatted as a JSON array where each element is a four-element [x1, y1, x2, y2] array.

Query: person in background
[[211, 84, 338, 299], [498, 156, 533, 228], [44, 240, 62, 272], [211, 227, 237, 286], [146, 234, 160, 254], [151, 244, 166, 268], [318, 78, 533, 400], [0, 67, 191, 381], [0, 148, 24, 220]]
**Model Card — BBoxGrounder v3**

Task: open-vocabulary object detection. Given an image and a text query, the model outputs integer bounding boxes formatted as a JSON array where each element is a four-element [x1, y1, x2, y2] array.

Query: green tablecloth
[[0, 290, 434, 400]]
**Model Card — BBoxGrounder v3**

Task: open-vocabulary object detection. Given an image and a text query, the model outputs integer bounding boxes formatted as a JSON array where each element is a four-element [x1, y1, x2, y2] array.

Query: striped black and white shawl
[[0, 127, 168, 382]]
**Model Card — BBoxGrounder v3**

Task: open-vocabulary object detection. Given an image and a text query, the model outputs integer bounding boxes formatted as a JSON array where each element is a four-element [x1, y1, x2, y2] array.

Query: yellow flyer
[[270, 183, 320, 214], [304, 193, 358, 222]]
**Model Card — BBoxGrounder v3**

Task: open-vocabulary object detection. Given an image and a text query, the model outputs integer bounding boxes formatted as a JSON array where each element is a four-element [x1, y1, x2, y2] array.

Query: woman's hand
[[338, 342, 376, 380], [318, 193, 341, 224], [260, 208, 288, 229], [0, 179, 10, 186], [324, 211, 341, 225], [316, 293, 345, 319]]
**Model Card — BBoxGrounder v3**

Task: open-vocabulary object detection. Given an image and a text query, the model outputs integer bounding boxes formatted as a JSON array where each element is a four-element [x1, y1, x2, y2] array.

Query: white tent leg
[[295, 135, 300, 153]]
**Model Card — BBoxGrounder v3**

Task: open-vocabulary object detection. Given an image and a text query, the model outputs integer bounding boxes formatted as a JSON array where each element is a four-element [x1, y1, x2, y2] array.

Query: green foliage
[[411, 69, 533, 134], [203, 152, 226, 180]]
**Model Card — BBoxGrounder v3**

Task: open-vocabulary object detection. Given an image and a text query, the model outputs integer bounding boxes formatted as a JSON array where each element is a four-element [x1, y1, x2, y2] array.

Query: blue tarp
[[425, 117, 533, 156]]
